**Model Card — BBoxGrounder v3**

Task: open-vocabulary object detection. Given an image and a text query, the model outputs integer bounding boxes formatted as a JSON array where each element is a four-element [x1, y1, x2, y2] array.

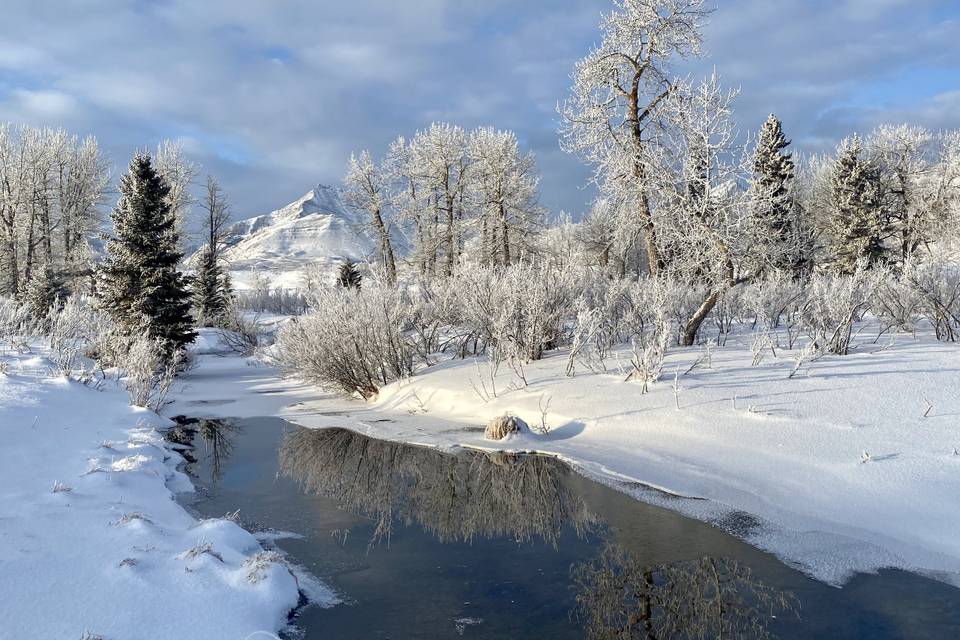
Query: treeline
[[343, 124, 545, 284]]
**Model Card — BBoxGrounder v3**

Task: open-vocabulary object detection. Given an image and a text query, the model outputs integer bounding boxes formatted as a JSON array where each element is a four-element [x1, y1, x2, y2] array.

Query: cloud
[[0, 0, 956, 225]]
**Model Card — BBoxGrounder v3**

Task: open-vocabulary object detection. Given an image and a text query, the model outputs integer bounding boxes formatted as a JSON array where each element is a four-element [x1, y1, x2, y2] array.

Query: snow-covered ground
[[0, 343, 330, 640], [168, 325, 960, 589]]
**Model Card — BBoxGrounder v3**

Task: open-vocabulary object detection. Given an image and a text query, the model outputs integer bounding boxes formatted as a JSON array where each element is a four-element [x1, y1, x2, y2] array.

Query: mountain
[[215, 184, 374, 289]]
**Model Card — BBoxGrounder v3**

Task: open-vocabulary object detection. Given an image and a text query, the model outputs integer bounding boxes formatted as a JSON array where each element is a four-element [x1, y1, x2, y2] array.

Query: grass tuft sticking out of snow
[[51, 480, 72, 493], [243, 551, 287, 584], [180, 538, 224, 563]]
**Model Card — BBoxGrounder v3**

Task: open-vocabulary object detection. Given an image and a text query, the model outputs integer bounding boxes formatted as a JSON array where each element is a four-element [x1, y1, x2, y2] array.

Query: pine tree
[[23, 262, 65, 325], [830, 136, 887, 273], [337, 259, 362, 290], [98, 152, 196, 356], [751, 114, 805, 274]]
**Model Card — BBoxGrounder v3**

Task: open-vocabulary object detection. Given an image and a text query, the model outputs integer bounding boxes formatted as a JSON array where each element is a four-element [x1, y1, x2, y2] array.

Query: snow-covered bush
[[215, 304, 263, 355], [274, 286, 415, 399], [741, 270, 804, 332], [456, 262, 579, 363], [406, 276, 463, 362], [901, 252, 960, 341], [117, 336, 180, 410], [47, 296, 103, 377], [0, 297, 37, 338], [801, 261, 881, 355], [872, 267, 921, 334], [234, 285, 308, 315]]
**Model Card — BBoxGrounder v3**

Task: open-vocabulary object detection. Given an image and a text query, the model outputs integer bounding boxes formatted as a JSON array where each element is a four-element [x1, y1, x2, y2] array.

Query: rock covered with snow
[[485, 414, 528, 440]]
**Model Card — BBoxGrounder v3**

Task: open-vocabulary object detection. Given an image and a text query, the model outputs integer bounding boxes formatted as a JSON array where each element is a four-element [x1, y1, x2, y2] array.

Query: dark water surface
[[172, 417, 960, 639]]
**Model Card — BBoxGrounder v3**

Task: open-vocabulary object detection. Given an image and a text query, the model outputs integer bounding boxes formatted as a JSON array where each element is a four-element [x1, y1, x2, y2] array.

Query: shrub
[[801, 261, 880, 355], [274, 286, 415, 398]]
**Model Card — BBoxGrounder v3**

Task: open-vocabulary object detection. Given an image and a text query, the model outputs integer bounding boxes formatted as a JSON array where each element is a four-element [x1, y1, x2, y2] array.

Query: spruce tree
[[99, 152, 196, 355], [751, 114, 804, 273], [23, 262, 65, 325], [337, 259, 362, 290], [193, 245, 229, 325], [830, 136, 887, 273], [192, 175, 232, 326]]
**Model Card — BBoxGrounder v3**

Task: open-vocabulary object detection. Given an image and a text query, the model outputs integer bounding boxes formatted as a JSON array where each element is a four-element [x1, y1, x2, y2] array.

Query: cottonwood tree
[[0, 125, 108, 296], [407, 123, 471, 277], [343, 150, 398, 284], [99, 152, 195, 356], [830, 136, 888, 273], [467, 128, 544, 266], [656, 74, 758, 346], [560, 0, 710, 277], [155, 139, 198, 250], [193, 175, 232, 325], [867, 125, 960, 262]]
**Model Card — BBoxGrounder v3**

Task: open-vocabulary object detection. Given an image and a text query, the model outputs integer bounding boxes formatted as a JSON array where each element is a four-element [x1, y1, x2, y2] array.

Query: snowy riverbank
[[169, 326, 960, 589], [0, 344, 307, 640]]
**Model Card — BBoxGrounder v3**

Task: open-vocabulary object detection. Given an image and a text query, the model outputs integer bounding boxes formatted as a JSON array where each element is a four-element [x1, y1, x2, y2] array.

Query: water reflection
[[278, 426, 599, 547], [167, 417, 239, 484], [573, 545, 799, 639], [178, 421, 806, 638]]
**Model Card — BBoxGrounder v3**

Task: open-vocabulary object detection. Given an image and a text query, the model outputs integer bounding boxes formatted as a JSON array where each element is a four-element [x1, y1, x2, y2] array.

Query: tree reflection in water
[[278, 426, 599, 547], [572, 545, 800, 640]]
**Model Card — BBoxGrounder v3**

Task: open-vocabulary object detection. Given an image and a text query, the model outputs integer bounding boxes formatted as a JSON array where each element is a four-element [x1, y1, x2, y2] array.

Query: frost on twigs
[[485, 414, 527, 441]]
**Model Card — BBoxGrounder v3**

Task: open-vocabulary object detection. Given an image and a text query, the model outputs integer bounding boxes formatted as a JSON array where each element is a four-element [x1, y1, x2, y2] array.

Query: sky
[[0, 0, 958, 227]]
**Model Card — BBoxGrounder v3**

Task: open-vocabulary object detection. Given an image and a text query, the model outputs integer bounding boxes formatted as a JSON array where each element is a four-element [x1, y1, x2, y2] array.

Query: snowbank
[[0, 345, 307, 639]]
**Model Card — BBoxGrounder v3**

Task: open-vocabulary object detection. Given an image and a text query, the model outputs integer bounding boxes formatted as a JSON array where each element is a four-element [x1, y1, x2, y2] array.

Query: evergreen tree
[[193, 245, 229, 325], [192, 176, 232, 326], [830, 136, 887, 273], [750, 114, 805, 274], [337, 259, 362, 290], [98, 152, 196, 355], [23, 262, 65, 325]]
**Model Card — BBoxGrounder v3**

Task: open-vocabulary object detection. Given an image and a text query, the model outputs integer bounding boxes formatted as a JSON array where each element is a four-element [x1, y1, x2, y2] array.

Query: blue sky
[[0, 0, 958, 224]]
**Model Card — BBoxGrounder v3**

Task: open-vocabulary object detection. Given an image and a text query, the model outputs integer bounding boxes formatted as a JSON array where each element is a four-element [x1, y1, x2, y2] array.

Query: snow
[[207, 184, 375, 290], [0, 344, 327, 640], [168, 325, 960, 588]]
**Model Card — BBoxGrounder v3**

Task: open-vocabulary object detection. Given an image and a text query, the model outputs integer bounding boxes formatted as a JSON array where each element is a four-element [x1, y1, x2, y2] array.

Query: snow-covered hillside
[[218, 184, 374, 289]]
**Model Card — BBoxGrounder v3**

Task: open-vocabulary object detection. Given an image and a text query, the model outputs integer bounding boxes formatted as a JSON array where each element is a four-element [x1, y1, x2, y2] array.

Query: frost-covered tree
[[337, 258, 362, 290], [155, 139, 198, 250], [830, 136, 887, 273], [407, 123, 471, 276], [656, 74, 756, 345], [750, 114, 809, 274], [467, 128, 544, 266], [98, 152, 195, 356], [560, 0, 710, 276], [0, 125, 107, 296], [343, 150, 397, 285], [193, 176, 232, 326]]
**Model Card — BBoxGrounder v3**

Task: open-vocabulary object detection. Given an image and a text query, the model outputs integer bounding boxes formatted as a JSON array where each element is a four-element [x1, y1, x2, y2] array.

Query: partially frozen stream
[[172, 417, 960, 639]]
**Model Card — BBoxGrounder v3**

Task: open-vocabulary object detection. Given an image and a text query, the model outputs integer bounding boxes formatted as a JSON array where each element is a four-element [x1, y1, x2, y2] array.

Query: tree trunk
[[682, 289, 721, 346], [499, 203, 510, 266], [371, 208, 397, 285]]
